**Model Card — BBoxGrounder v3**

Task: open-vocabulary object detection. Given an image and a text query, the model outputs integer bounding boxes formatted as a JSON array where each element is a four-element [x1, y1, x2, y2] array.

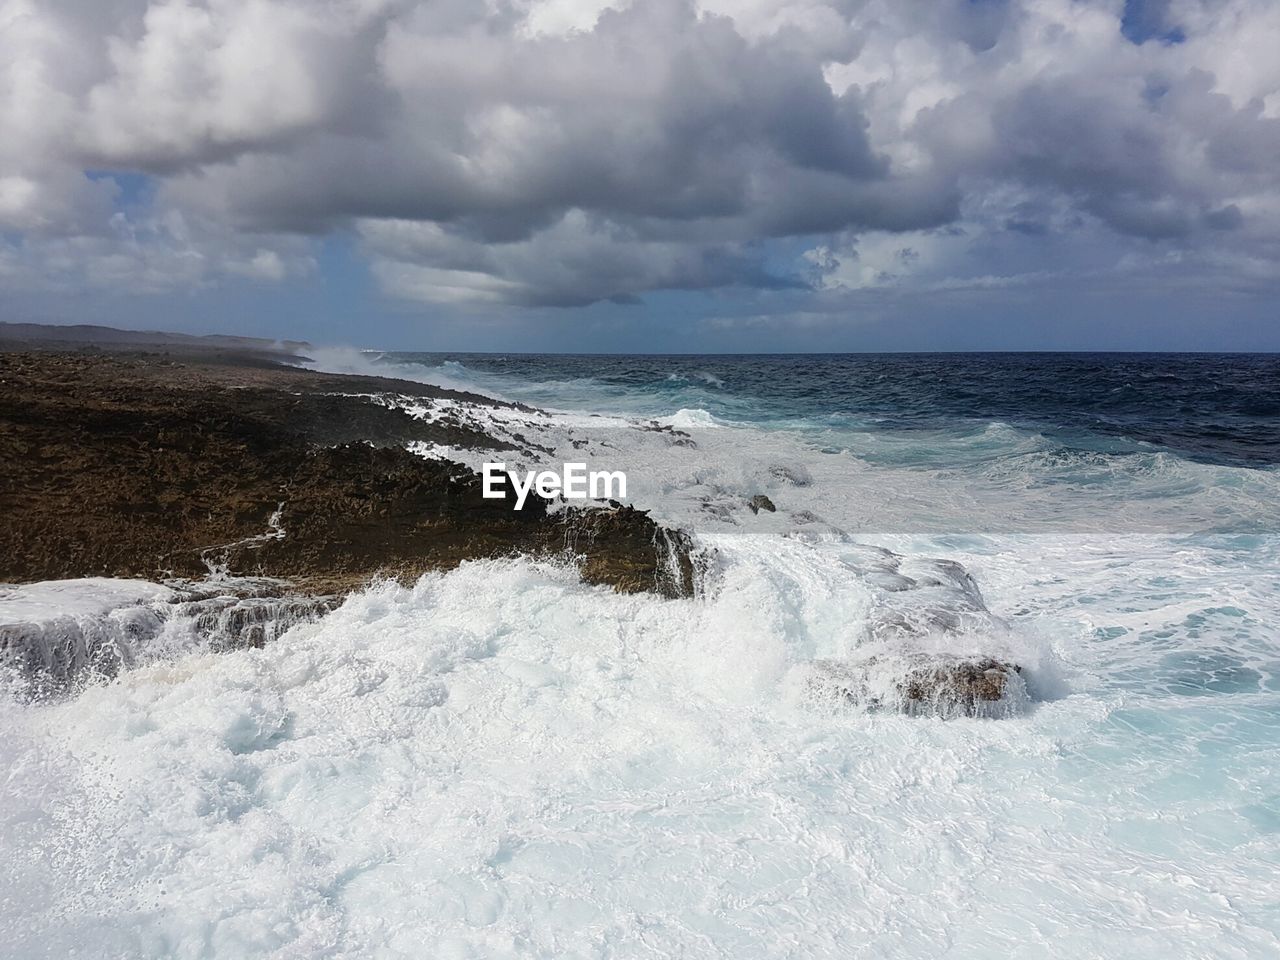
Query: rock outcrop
[[0, 352, 696, 599], [806, 655, 1026, 719], [793, 543, 1029, 718], [0, 580, 342, 697], [556, 504, 696, 598]]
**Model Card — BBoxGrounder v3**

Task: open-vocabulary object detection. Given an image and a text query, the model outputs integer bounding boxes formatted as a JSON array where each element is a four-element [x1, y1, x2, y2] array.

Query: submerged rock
[[779, 544, 1031, 718], [175, 594, 341, 651], [893, 655, 1024, 713], [768, 464, 813, 487], [1, 604, 166, 698], [807, 655, 1026, 719], [1, 580, 341, 698]]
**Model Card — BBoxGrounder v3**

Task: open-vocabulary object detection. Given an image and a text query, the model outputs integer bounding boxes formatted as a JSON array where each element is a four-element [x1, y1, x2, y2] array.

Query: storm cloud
[[2, 0, 1279, 310]]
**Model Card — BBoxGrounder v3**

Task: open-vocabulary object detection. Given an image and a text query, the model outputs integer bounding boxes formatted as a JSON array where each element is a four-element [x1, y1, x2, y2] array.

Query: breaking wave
[[4, 351, 1280, 957]]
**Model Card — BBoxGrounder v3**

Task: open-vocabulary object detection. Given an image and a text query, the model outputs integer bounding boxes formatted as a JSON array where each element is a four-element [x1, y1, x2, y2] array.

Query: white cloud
[[83, 0, 338, 165], [0, 0, 1277, 307]]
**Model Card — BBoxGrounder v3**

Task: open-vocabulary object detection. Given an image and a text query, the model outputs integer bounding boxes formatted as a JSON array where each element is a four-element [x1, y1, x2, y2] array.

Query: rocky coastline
[[1, 350, 694, 598], [2, 339, 1021, 716]]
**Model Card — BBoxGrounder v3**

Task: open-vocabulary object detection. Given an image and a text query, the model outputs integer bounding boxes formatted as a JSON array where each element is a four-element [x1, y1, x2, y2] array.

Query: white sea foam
[[3, 534, 1278, 957], [0, 577, 175, 624], [3, 357, 1279, 957], [660, 407, 723, 430], [372, 383, 1280, 538]]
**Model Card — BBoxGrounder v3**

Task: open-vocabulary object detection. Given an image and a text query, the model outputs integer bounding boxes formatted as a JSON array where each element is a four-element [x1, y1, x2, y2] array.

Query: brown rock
[[0, 351, 695, 599], [808, 655, 1024, 718]]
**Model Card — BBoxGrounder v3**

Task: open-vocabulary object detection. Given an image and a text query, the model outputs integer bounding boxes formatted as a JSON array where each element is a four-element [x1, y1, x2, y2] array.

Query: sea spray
[[3, 541, 1275, 957], [1, 580, 339, 699]]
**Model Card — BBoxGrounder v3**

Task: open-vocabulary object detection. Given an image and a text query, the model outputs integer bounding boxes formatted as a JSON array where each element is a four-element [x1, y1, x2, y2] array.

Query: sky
[[1, 0, 1278, 352]]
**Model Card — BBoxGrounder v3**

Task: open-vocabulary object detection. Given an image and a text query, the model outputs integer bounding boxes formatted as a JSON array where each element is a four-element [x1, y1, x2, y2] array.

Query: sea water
[[2, 353, 1278, 958]]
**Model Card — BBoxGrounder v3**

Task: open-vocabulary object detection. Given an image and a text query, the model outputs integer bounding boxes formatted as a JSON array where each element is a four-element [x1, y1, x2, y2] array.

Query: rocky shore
[[0, 350, 695, 598], [1, 338, 1022, 717]]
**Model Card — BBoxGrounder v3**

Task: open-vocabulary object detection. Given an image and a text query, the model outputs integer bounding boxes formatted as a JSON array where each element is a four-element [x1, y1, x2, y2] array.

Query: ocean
[[3, 352, 1278, 957], [393, 352, 1280, 466]]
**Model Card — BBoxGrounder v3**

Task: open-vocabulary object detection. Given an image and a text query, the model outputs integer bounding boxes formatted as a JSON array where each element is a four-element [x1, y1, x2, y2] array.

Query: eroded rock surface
[[0, 352, 695, 598], [806, 654, 1026, 719], [0, 579, 341, 697], [787, 539, 1029, 718]]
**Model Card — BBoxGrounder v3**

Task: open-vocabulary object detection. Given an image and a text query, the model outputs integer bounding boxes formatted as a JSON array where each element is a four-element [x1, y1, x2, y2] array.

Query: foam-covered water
[[374, 351, 1280, 468], [3, 352, 1279, 957]]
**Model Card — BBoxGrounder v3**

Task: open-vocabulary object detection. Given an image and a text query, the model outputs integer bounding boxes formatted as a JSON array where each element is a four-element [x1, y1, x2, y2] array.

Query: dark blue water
[[387, 353, 1280, 468]]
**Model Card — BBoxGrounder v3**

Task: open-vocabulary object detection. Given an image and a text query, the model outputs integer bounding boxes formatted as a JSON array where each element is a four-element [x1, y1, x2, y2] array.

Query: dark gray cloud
[[1, 0, 1278, 309]]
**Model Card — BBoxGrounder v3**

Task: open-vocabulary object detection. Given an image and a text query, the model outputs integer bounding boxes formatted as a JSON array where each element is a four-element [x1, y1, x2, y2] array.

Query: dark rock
[[748, 494, 777, 514], [638, 421, 691, 437], [897, 656, 1020, 706], [1, 585, 343, 698], [556, 504, 696, 599], [637, 421, 696, 447], [0, 352, 695, 599], [768, 464, 812, 486], [808, 655, 1025, 718]]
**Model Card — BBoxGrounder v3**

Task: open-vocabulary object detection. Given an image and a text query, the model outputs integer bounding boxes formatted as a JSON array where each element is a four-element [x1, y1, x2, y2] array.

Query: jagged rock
[[748, 494, 777, 514], [637, 421, 697, 448], [0, 352, 695, 600], [807, 655, 1026, 718], [897, 656, 1020, 706], [177, 594, 341, 651], [700, 498, 738, 523], [769, 464, 813, 486], [1, 585, 342, 698], [556, 505, 696, 599], [638, 421, 691, 438]]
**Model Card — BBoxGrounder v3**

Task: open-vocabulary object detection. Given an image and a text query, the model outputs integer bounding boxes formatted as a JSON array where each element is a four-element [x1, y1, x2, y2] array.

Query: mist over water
[[4, 352, 1279, 957]]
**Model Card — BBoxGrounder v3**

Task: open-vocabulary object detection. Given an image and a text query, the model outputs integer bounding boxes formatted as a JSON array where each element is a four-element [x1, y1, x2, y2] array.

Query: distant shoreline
[[6, 320, 1276, 359], [0, 320, 313, 365]]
